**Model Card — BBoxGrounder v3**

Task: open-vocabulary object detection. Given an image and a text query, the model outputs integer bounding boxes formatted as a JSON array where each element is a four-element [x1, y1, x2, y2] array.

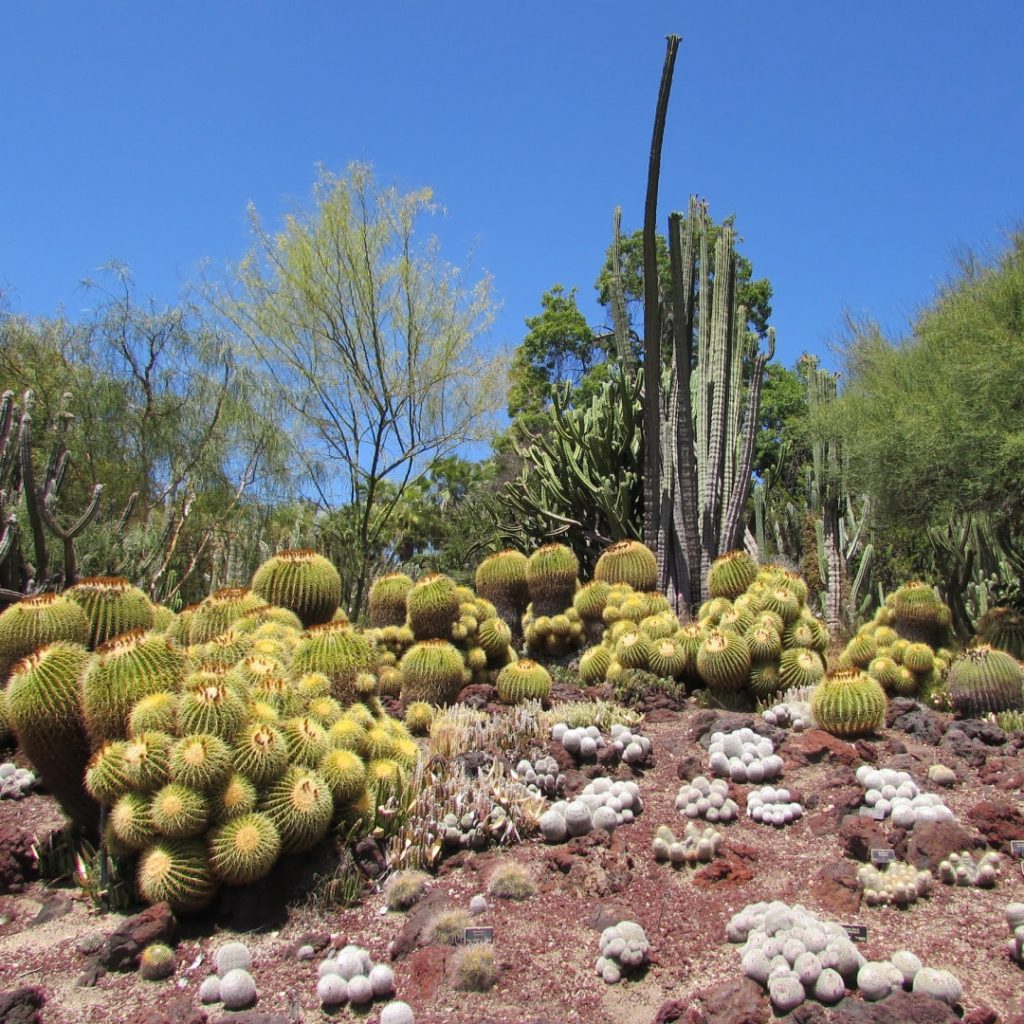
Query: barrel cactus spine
[[0, 593, 90, 680], [66, 576, 155, 649], [593, 540, 658, 592], [251, 549, 342, 627], [495, 659, 552, 705], [811, 669, 887, 737]]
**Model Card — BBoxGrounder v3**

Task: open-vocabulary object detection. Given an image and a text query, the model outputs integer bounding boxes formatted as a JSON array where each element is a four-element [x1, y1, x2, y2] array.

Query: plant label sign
[[463, 927, 494, 945], [859, 805, 886, 820], [870, 848, 896, 865], [842, 924, 868, 943], [1010, 840, 1024, 857]]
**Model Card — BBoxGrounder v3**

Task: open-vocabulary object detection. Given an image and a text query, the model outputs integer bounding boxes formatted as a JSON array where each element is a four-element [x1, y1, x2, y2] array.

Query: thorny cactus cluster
[[652, 823, 722, 865], [595, 920, 650, 984], [857, 862, 933, 907], [675, 776, 740, 823], [855, 765, 954, 827]]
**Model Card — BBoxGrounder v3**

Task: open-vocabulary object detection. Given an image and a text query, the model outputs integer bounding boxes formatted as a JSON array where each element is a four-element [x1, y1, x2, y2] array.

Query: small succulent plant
[[651, 823, 721, 865], [938, 850, 1001, 887], [487, 862, 535, 900], [429, 908, 472, 945], [707, 728, 782, 783], [1007, 903, 1024, 964], [138, 943, 175, 981], [675, 776, 739, 823], [855, 765, 954, 827], [857, 861, 933, 907], [595, 920, 649, 984], [219, 967, 258, 1010], [385, 869, 431, 911], [538, 777, 643, 843]]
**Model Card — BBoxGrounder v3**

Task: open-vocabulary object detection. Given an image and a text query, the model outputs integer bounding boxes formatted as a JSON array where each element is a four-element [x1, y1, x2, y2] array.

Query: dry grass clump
[[452, 944, 497, 991], [384, 869, 431, 911], [428, 908, 471, 945], [487, 861, 536, 900]]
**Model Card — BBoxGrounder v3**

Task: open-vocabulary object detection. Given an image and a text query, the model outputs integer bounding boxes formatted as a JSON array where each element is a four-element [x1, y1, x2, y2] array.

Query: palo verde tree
[[218, 163, 505, 619]]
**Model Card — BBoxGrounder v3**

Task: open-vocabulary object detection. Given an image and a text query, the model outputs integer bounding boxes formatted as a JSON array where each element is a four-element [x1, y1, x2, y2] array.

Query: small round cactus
[[380, 1002, 415, 1024], [219, 967, 257, 1010], [138, 943, 176, 981], [215, 940, 252, 975]]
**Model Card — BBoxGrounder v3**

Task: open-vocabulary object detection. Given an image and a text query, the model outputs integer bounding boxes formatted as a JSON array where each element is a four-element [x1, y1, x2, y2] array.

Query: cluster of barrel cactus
[[837, 583, 954, 700], [946, 645, 1024, 718]]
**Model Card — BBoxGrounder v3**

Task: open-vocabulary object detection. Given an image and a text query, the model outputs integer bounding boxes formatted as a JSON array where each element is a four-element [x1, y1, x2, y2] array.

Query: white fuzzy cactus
[[855, 765, 954, 826], [595, 920, 649, 983], [937, 850, 1001, 887], [857, 861, 933, 907], [746, 786, 803, 827], [707, 728, 782, 783], [652, 823, 722, 865], [675, 775, 739, 823]]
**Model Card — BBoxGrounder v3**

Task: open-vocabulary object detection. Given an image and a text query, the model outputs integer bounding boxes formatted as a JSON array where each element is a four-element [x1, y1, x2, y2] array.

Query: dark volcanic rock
[[686, 711, 785, 749], [456, 682, 498, 708], [900, 819, 982, 870], [390, 887, 449, 960], [784, 729, 858, 767], [810, 859, 861, 915], [963, 1007, 1000, 1024], [698, 976, 770, 1024], [839, 814, 889, 862], [886, 698, 948, 745], [98, 901, 176, 973], [968, 799, 1024, 852], [0, 825, 39, 894], [30, 892, 72, 926], [831, 988, 959, 1023], [125, 1000, 207, 1024], [0, 987, 45, 1024], [651, 1001, 705, 1024], [952, 719, 1008, 745]]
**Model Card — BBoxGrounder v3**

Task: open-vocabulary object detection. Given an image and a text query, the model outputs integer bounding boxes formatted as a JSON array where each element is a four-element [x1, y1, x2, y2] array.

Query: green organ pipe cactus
[[811, 669, 887, 737], [80, 630, 186, 744], [406, 573, 460, 641], [495, 659, 552, 705], [947, 646, 1024, 717], [208, 811, 282, 885], [260, 765, 333, 854], [66, 576, 155, 650], [5, 641, 97, 826], [398, 640, 467, 705], [0, 593, 90, 680], [291, 622, 379, 704], [707, 551, 759, 600], [136, 837, 218, 915], [367, 572, 413, 628], [593, 540, 658, 592], [250, 549, 341, 627], [526, 543, 579, 616]]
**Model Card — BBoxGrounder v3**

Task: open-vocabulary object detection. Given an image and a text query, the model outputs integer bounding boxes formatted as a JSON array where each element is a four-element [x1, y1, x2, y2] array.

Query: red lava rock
[[582, 684, 614, 702], [0, 986, 45, 1024], [830, 988, 959, 1023], [456, 682, 498, 706], [725, 841, 759, 861], [790, 1004, 831, 1024], [839, 814, 889, 861], [98, 901, 176, 972], [901, 819, 983, 870], [979, 759, 1024, 791], [124, 999, 207, 1024], [651, 1000, 705, 1024], [0, 825, 39, 894], [886, 737, 908, 755], [29, 892, 72, 925], [967, 799, 1024, 852], [547, 740, 577, 774], [390, 887, 448, 960], [784, 729, 858, 767], [963, 1006, 1000, 1024], [213, 1015, 288, 1024], [646, 707, 683, 723], [810, 859, 862, 915], [855, 738, 879, 762], [676, 754, 704, 780], [404, 944, 448, 1004], [698, 976, 770, 1024], [544, 847, 575, 874], [288, 931, 330, 956], [692, 856, 753, 888]]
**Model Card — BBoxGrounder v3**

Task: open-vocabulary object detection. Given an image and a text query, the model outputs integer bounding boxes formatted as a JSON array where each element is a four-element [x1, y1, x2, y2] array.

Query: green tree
[[217, 163, 505, 618]]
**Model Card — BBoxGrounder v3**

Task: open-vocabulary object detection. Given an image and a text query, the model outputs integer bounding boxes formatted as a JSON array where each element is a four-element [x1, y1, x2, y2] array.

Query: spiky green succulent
[[366, 757, 407, 804], [778, 647, 825, 690], [129, 691, 178, 737], [867, 655, 903, 693], [109, 792, 157, 851], [187, 588, 268, 646], [318, 748, 367, 804], [281, 716, 329, 767], [745, 620, 782, 663], [5, 641, 96, 825], [947, 646, 1024, 717], [122, 731, 173, 793], [646, 637, 687, 678], [367, 572, 413, 628], [707, 551, 759, 600], [811, 669, 887, 738], [696, 628, 752, 692], [402, 573, 459, 641], [0, 593, 90, 680], [749, 660, 782, 700], [231, 722, 288, 787], [66, 576, 155, 649], [976, 607, 1024, 661], [169, 733, 233, 792], [495, 659, 552, 705], [85, 741, 132, 804], [474, 550, 530, 632], [783, 615, 829, 654], [136, 838, 217, 914], [398, 640, 467, 706], [291, 622, 379, 704], [593, 540, 658, 592], [890, 582, 952, 647], [260, 766, 333, 854], [525, 543, 579, 616], [250, 549, 341, 627], [150, 783, 209, 839], [211, 772, 259, 824], [187, 628, 252, 671], [208, 811, 281, 885], [579, 645, 612, 683]]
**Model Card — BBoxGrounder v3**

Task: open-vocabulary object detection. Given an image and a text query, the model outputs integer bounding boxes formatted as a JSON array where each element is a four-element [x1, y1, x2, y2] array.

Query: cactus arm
[[0, 391, 15, 487], [38, 483, 104, 586], [609, 208, 636, 377], [18, 395, 49, 583]]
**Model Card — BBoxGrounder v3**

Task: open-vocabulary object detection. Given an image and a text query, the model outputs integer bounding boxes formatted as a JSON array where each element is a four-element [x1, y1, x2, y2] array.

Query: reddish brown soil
[[0, 709, 1022, 1024]]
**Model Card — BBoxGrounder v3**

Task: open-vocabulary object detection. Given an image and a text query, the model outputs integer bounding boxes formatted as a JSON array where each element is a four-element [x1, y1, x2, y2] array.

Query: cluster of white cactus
[[707, 728, 783, 783], [315, 943, 397, 1009], [1007, 903, 1024, 964], [857, 861, 933, 906], [513, 754, 564, 798], [746, 786, 803, 827], [652, 823, 722, 865], [439, 806, 510, 852], [0, 761, 37, 799], [550, 722, 652, 766], [855, 765, 954, 826], [595, 920, 649, 984], [761, 701, 814, 730], [538, 777, 642, 843], [938, 850, 1001, 887], [199, 942, 257, 1010], [675, 776, 740, 823], [727, 901, 961, 1011]]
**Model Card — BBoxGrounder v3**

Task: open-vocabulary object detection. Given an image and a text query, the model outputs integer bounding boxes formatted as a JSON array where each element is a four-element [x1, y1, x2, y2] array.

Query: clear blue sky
[[3, 2, 1023, 374]]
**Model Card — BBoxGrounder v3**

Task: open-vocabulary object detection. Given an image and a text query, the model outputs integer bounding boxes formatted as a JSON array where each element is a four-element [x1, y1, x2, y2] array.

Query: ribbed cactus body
[[367, 573, 413, 628], [778, 647, 825, 690], [594, 541, 658, 592], [209, 811, 282, 885], [282, 716, 329, 768], [707, 551, 758, 600], [745, 621, 782, 663], [251, 549, 341, 627], [0, 593, 90, 680], [398, 640, 467, 705], [976, 607, 1024, 661], [150, 783, 209, 839], [109, 792, 157, 850], [525, 544, 579, 616], [696, 628, 751, 692], [578, 645, 612, 683], [176, 683, 245, 742], [573, 580, 612, 623], [123, 731, 173, 793], [169, 733, 233, 792], [66, 577, 155, 649], [136, 838, 217, 915], [749, 661, 782, 700], [891, 582, 952, 646], [187, 588, 268, 645], [403, 574, 459, 641], [495, 660, 551, 705], [85, 741, 132, 804], [403, 701, 434, 736], [811, 669, 887, 737], [319, 748, 367, 804], [5, 641, 96, 825], [129, 692, 178, 737], [474, 550, 530, 633], [947, 646, 1024, 717], [260, 766, 333, 854], [291, 623, 378, 704]]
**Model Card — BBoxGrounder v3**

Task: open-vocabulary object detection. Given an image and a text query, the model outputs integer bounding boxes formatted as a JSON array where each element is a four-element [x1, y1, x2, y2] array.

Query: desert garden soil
[[0, 705, 1022, 1024]]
